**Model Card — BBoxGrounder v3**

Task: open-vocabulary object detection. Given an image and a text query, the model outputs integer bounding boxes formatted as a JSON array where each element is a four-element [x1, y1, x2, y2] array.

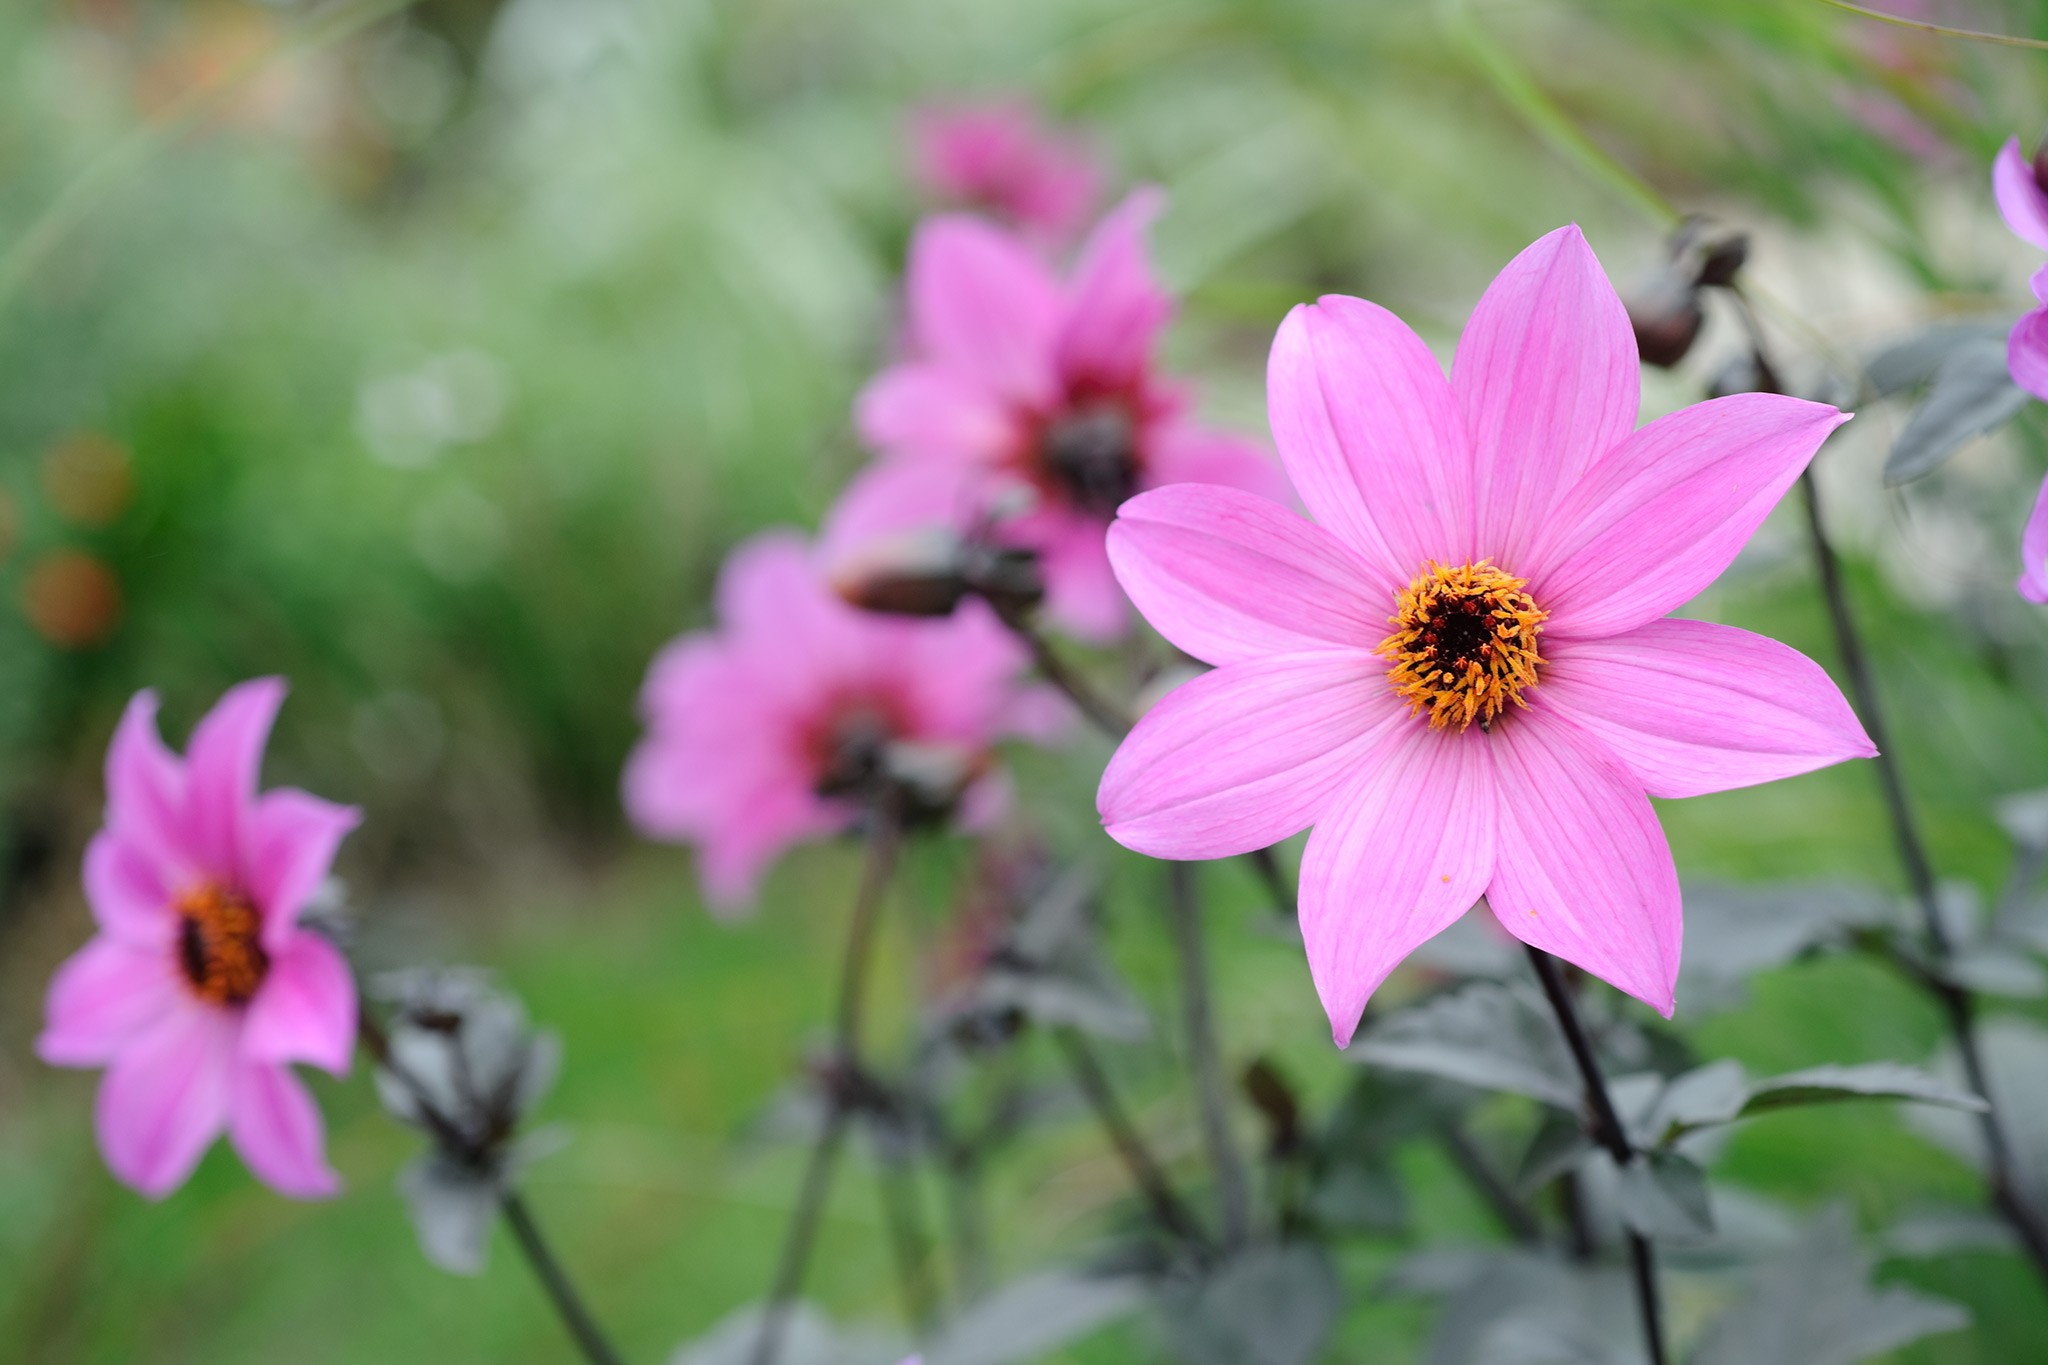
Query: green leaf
[[1692, 1206, 1969, 1365], [1738, 1063, 1988, 1120], [1350, 982, 1579, 1109], [1162, 1244, 1341, 1365], [1882, 332, 2030, 486], [1616, 1151, 1713, 1239], [925, 1269, 1149, 1365]]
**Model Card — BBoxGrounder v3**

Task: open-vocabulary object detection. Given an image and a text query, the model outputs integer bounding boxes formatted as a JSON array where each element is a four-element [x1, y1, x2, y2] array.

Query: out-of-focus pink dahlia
[[1097, 226, 1875, 1044], [910, 100, 1098, 244], [826, 191, 1286, 640], [625, 531, 1061, 911], [38, 679, 360, 1198]]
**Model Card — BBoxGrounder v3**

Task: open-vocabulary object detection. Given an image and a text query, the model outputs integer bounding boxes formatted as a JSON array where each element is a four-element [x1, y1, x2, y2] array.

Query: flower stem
[[871, 1135, 942, 1329], [1050, 1027, 1212, 1250], [994, 605, 1133, 737], [1797, 471, 2048, 1279], [751, 798, 905, 1365], [357, 1014, 629, 1365], [1525, 948, 1668, 1365], [501, 1192, 630, 1365], [1164, 862, 1252, 1247]]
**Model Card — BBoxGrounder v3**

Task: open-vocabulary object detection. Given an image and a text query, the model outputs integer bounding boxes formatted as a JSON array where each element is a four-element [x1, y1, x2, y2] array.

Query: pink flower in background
[[826, 191, 1288, 640], [625, 531, 1061, 910], [2020, 474, 2048, 603], [1994, 135, 2048, 250], [1995, 141, 2048, 403], [1097, 226, 1873, 1044], [38, 679, 361, 1198], [910, 100, 1098, 243]]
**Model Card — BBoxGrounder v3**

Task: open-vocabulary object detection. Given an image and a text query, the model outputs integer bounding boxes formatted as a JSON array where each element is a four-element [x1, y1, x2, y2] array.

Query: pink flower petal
[[1025, 512, 1128, 641], [1540, 619, 1875, 799], [820, 458, 992, 577], [1107, 484, 1393, 665], [37, 935, 183, 1066], [82, 831, 174, 944], [2009, 303, 2048, 404], [1301, 723, 1496, 1047], [184, 677, 287, 886], [1485, 705, 1681, 1017], [1099, 651, 1402, 860], [899, 598, 1034, 742], [95, 1004, 236, 1198], [1994, 136, 2048, 251], [228, 1063, 339, 1199], [695, 785, 842, 915], [1267, 297, 1474, 586], [2020, 472, 2048, 604], [1055, 188, 1172, 391], [715, 532, 870, 699], [1454, 225, 1639, 569], [1142, 424, 1290, 504], [907, 214, 1062, 405], [104, 691, 192, 887], [1527, 393, 1849, 640], [854, 362, 1017, 466], [243, 934, 357, 1075], [239, 789, 360, 948]]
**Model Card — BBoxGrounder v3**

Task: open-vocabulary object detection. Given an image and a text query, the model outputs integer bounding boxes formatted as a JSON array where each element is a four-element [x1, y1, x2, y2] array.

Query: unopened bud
[[832, 530, 974, 617], [1627, 273, 1705, 369], [1669, 214, 1750, 290], [2032, 138, 2048, 195]]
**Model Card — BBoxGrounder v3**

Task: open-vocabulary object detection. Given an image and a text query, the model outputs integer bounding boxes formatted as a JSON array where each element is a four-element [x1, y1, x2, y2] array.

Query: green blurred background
[[4, 0, 2048, 1360]]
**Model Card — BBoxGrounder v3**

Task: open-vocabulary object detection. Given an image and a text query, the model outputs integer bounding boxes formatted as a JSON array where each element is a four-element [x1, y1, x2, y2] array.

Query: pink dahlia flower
[[1995, 135, 2048, 251], [910, 100, 1098, 244], [1994, 139, 2048, 403], [2020, 472, 2048, 603], [826, 191, 1287, 640], [1097, 226, 1876, 1044], [38, 679, 361, 1198], [624, 530, 1061, 911]]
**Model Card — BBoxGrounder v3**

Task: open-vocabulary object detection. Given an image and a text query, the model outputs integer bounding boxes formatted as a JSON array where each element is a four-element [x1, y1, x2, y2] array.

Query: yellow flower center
[[1378, 561, 1547, 731], [175, 883, 269, 1007]]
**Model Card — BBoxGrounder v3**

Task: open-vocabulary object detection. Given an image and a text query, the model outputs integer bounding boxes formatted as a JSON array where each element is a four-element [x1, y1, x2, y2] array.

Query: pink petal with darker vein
[[1107, 484, 1390, 665], [1539, 619, 1874, 799], [1301, 723, 1496, 1048], [1485, 705, 1681, 1016], [1099, 651, 1401, 861], [1455, 225, 1639, 570]]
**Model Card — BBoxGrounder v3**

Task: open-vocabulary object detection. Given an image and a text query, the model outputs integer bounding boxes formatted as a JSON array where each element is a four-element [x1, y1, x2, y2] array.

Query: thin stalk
[[1526, 948, 1668, 1365], [992, 610, 1296, 918], [872, 1141, 942, 1328], [995, 606, 1131, 736], [1164, 862, 1251, 1247], [1816, 0, 2048, 51], [357, 1016, 628, 1365], [502, 1193, 630, 1365], [1797, 471, 2048, 1278], [751, 800, 905, 1365], [1051, 1028, 1211, 1250]]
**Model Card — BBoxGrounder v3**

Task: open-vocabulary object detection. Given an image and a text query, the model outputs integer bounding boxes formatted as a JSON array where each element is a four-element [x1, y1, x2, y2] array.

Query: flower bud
[[831, 529, 975, 617], [1627, 271, 1706, 369]]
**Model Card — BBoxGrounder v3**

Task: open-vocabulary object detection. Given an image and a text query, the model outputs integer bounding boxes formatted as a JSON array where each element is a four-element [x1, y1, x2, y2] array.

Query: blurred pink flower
[[625, 531, 1062, 910], [910, 100, 1098, 243], [1995, 135, 2048, 250], [827, 191, 1287, 639], [1097, 226, 1873, 1044], [38, 679, 360, 1198], [2020, 473, 2048, 603]]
